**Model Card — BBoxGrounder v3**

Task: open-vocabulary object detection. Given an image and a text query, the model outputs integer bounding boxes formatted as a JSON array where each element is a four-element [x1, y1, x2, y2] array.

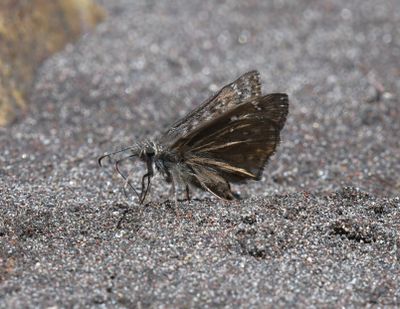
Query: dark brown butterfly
[[98, 71, 288, 207]]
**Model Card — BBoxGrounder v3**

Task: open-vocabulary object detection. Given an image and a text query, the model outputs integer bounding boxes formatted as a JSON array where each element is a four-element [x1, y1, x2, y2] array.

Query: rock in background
[[0, 0, 104, 126]]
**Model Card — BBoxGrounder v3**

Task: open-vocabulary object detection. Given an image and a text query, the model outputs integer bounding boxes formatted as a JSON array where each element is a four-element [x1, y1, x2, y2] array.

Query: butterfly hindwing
[[175, 94, 288, 183], [189, 164, 236, 200]]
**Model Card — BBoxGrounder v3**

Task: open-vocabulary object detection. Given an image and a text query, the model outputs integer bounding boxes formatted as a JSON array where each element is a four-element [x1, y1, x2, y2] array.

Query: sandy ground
[[1, 0, 399, 307]]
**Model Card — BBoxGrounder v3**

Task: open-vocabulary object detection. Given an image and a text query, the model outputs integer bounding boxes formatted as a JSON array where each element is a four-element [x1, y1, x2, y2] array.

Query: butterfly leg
[[123, 166, 140, 199], [170, 176, 178, 208], [115, 155, 140, 200], [185, 185, 191, 201], [139, 157, 154, 204], [169, 175, 183, 219], [139, 173, 152, 204], [113, 156, 140, 229]]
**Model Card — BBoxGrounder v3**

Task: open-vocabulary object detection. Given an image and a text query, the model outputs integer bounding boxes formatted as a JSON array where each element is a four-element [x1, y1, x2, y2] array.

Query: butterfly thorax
[[135, 139, 181, 178]]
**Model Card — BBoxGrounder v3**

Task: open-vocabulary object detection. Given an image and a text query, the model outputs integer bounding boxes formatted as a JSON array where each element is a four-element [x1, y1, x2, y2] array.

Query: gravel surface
[[1, 0, 399, 307]]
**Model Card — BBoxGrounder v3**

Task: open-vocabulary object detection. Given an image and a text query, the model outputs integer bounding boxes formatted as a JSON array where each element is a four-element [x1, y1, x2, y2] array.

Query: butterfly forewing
[[162, 71, 262, 144]]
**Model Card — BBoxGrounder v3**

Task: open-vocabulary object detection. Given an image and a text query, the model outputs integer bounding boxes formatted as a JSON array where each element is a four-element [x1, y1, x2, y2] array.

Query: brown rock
[[0, 0, 105, 126]]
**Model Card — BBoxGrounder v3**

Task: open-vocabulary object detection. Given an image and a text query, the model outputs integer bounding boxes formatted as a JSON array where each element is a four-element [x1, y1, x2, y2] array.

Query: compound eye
[[146, 149, 155, 157]]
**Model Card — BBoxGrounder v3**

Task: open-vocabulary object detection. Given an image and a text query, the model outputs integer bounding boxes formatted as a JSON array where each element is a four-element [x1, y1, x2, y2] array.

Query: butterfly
[[98, 71, 288, 207]]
